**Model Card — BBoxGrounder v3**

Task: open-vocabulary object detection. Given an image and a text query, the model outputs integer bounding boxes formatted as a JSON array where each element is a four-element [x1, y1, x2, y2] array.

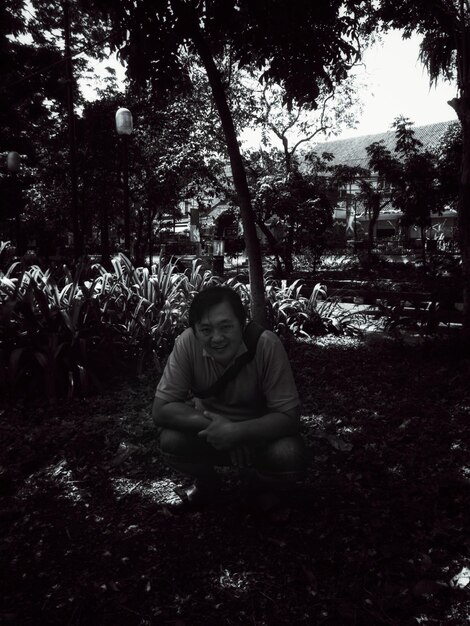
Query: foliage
[[265, 278, 362, 339], [250, 156, 334, 275], [0, 253, 192, 400], [434, 120, 462, 211], [367, 118, 440, 227], [365, 0, 470, 338], [0, 249, 370, 401], [71, 0, 375, 325], [246, 78, 364, 164], [2, 336, 470, 625], [0, 1, 65, 156]]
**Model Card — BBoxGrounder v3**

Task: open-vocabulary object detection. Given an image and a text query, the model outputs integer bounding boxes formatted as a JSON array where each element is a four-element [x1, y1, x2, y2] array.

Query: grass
[[0, 334, 469, 625]]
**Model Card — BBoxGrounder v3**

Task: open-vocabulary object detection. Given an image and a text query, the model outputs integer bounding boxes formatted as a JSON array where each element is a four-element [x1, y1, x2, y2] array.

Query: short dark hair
[[189, 286, 246, 329]]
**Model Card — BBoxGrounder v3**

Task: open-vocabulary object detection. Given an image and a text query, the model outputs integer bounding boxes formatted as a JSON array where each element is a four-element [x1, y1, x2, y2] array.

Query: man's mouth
[[211, 345, 227, 351]]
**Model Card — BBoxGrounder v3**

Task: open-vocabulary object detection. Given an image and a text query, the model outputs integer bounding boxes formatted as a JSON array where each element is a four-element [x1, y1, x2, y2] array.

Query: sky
[[335, 30, 458, 140], [80, 29, 458, 143]]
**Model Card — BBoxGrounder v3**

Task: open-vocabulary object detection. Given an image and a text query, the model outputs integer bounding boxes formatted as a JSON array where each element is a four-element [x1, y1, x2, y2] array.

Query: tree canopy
[[72, 0, 371, 324], [365, 0, 470, 338]]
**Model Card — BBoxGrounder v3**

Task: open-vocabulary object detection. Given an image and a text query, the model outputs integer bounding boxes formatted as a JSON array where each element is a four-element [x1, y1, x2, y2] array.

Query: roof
[[311, 120, 457, 169], [200, 202, 233, 226]]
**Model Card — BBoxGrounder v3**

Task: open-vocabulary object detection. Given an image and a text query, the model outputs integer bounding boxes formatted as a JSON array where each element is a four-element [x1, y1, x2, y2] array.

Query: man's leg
[[249, 435, 306, 513], [253, 434, 306, 482], [158, 429, 229, 505]]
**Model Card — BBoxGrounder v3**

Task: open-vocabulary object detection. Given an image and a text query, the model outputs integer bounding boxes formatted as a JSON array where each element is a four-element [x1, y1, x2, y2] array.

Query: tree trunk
[[421, 225, 427, 269], [188, 19, 267, 325], [100, 177, 111, 269], [285, 220, 296, 274], [367, 197, 381, 261], [449, 93, 470, 345], [459, 112, 470, 342], [254, 220, 283, 275]]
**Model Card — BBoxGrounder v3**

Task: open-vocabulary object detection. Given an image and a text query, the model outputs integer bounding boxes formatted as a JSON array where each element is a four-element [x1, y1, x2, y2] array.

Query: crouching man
[[152, 286, 305, 512]]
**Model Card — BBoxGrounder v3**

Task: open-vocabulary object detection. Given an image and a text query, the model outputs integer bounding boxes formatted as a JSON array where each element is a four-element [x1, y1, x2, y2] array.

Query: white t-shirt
[[155, 327, 300, 420]]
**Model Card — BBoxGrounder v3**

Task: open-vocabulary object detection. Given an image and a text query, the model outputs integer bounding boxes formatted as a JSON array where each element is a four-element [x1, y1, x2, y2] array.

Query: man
[[152, 285, 305, 512]]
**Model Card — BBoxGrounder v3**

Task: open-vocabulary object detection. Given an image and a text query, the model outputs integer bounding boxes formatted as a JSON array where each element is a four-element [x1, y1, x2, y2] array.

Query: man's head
[[189, 287, 246, 365]]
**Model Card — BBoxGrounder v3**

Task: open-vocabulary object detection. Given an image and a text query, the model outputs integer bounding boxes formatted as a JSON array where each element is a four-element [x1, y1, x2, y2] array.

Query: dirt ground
[[1, 334, 470, 625]]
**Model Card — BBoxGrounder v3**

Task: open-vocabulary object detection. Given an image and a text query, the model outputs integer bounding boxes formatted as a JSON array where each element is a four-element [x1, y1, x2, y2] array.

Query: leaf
[[451, 567, 470, 589], [310, 430, 353, 452], [107, 442, 139, 468], [326, 434, 353, 452], [412, 579, 447, 597]]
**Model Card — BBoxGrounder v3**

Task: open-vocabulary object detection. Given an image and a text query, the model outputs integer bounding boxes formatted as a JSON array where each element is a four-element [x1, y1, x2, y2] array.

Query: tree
[[365, 117, 442, 266], [435, 120, 462, 212], [248, 151, 334, 275], [240, 78, 361, 275], [72, 0, 370, 325], [77, 80, 233, 264], [250, 78, 364, 170], [0, 1, 71, 248], [365, 1, 470, 338]]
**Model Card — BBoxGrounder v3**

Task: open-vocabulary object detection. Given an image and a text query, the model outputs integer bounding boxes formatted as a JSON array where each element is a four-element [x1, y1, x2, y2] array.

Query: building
[[310, 120, 459, 248]]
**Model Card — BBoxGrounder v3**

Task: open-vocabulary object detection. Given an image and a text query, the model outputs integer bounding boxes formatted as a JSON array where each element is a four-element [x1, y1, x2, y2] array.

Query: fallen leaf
[[412, 579, 447, 597], [451, 567, 470, 589], [107, 443, 139, 468], [326, 434, 353, 452]]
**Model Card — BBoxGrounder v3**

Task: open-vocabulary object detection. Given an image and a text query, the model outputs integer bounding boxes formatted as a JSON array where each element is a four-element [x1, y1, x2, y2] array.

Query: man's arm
[[152, 397, 211, 433], [235, 405, 300, 443], [199, 406, 300, 451]]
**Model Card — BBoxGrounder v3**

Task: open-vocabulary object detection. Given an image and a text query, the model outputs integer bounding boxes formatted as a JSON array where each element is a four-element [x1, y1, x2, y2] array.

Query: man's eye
[[221, 325, 233, 332]]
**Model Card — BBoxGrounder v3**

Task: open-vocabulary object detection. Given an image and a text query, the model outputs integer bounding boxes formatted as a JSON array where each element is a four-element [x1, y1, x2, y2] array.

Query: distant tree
[[0, 0, 114, 255], [250, 79, 364, 171], [366, 117, 441, 266], [243, 77, 361, 276], [77, 80, 231, 264], [250, 153, 334, 276], [0, 1, 70, 248], [0, 1, 65, 156], [365, 0, 470, 338], [72, 0, 371, 325], [435, 121, 462, 212]]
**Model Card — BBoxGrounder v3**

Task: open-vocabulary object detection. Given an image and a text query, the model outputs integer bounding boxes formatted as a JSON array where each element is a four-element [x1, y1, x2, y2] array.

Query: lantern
[[115, 108, 133, 136], [7, 151, 21, 172]]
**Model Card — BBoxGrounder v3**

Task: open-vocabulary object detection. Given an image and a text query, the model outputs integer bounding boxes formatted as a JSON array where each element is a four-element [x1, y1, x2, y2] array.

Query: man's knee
[[159, 428, 195, 457], [256, 435, 306, 476]]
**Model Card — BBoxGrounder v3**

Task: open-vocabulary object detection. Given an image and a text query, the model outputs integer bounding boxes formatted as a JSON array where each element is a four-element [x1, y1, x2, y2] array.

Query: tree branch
[[291, 127, 330, 155], [280, 108, 302, 136]]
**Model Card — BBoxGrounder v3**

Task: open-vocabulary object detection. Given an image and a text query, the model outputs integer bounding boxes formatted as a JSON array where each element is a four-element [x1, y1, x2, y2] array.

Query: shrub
[[0, 249, 366, 402], [265, 278, 362, 339]]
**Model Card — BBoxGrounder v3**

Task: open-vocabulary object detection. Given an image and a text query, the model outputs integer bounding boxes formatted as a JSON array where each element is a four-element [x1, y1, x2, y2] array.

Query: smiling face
[[194, 300, 244, 366]]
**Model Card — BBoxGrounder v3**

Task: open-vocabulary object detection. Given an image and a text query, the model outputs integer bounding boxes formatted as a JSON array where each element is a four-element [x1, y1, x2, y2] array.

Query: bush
[[265, 278, 363, 339], [0, 249, 365, 402], [0, 253, 215, 401]]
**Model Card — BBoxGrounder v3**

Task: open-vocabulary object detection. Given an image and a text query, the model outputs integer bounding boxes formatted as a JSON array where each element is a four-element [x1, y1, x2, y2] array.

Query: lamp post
[[212, 238, 225, 276], [7, 151, 22, 255], [147, 203, 153, 266], [63, 0, 81, 259], [115, 108, 133, 256]]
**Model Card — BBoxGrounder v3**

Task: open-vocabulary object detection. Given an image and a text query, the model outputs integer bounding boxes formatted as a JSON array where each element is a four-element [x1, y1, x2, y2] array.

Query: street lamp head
[[7, 151, 21, 172], [115, 108, 133, 136]]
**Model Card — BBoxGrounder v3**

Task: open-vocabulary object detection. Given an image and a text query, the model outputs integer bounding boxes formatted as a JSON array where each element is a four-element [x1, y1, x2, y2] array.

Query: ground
[[1, 334, 470, 625]]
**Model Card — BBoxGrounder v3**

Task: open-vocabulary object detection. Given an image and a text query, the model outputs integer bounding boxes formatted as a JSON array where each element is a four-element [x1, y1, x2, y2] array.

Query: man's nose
[[211, 328, 223, 342]]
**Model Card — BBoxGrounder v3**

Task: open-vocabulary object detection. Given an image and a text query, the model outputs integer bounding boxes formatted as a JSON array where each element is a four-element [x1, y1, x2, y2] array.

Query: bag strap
[[193, 321, 265, 399]]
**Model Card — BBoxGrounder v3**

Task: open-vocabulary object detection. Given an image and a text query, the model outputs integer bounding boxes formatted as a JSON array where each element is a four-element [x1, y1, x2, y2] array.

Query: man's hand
[[198, 410, 238, 450], [228, 445, 252, 468], [198, 410, 252, 468]]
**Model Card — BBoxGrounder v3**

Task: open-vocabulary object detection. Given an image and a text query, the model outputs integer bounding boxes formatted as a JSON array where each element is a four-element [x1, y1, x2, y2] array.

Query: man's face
[[194, 300, 244, 366]]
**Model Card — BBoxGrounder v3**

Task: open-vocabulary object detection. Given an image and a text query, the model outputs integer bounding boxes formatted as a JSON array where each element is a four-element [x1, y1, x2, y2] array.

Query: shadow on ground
[[1, 336, 469, 625]]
